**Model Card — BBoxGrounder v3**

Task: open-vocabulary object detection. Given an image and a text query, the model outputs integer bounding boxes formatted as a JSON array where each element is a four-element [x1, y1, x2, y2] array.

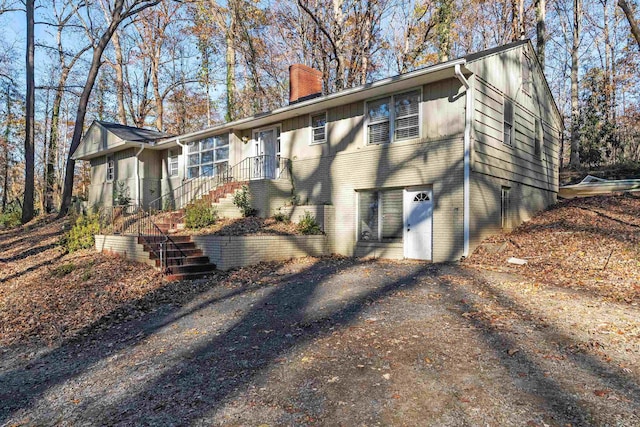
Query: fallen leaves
[[466, 195, 640, 304]]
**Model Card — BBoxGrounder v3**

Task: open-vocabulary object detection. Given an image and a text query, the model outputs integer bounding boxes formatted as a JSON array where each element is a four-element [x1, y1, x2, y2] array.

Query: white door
[[253, 128, 277, 179], [403, 188, 433, 260]]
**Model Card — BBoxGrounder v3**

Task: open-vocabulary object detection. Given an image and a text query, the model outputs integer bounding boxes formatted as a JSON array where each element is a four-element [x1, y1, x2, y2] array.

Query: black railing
[[99, 204, 188, 271], [99, 155, 291, 271], [147, 155, 291, 213]]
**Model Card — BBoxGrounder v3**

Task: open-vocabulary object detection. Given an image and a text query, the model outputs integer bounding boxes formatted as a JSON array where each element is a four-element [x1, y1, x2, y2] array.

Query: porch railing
[[148, 155, 291, 213]]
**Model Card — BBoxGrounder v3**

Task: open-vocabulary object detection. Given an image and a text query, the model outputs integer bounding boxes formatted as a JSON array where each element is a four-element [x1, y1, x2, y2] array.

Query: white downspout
[[455, 63, 472, 258], [176, 138, 186, 180], [135, 144, 145, 207]]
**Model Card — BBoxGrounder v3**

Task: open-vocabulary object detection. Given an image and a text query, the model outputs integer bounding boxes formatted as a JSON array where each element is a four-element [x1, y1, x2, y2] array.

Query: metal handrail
[[99, 204, 189, 270], [146, 155, 291, 214]]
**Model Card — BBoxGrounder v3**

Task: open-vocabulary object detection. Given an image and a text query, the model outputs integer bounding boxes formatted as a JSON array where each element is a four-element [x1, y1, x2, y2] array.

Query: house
[[73, 39, 562, 264]]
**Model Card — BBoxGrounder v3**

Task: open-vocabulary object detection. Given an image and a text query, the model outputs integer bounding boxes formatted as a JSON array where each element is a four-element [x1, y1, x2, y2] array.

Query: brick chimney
[[289, 64, 322, 104]]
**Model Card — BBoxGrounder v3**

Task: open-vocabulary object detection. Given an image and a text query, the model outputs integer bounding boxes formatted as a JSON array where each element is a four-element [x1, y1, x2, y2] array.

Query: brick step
[[142, 241, 196, 250], [154, 255, 210, 268], [165, 271, 214, 281], [139, 235, 192, 244], [149, 248, 203, 258], [168, 263, 217, 275]]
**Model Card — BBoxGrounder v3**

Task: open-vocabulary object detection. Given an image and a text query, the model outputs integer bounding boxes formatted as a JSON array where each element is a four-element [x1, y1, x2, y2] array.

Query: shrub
[[65, 213, 100, 252], [185, 199, 218, 229], [52, 263, 76, 277], [297, 211, 322, 235], [113, 181, 131, 206], [0, 210, 21, 228], [273, 208, 289, 223], [233, 185, 257, 217]]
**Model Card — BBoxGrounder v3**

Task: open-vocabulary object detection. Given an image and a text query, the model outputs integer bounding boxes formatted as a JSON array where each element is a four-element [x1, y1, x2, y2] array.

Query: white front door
[[403, 188, 433, 260], [253, 128, 277, 179]]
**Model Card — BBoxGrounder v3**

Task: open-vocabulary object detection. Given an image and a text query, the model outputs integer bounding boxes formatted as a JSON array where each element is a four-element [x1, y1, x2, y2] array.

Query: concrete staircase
[[139, 235, 217, 281]]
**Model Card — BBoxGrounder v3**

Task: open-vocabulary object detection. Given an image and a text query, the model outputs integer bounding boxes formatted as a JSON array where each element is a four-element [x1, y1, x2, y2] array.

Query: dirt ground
[[0, 197, 639, 426]]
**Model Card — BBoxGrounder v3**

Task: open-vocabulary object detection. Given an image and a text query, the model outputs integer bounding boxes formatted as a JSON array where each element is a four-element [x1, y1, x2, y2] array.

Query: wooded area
[[1, 0, 640, 223]]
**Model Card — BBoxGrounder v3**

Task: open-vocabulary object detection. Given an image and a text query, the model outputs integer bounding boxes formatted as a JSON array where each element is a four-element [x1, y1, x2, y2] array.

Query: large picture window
[[358, 189, 403, 242], [187, 133, 229, 178], [366, 89, 420, 145]]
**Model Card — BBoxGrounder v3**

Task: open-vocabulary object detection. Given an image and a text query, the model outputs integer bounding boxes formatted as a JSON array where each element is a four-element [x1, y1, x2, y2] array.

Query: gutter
[[135, 144, 145, 207], [176, 138, 186, 180], [157, 58, 468, 145], [454, 63, 472, 258]]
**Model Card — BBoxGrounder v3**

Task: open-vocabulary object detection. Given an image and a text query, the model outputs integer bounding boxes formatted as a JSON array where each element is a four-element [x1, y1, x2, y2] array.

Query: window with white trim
[[503, 97, 514, 146], [501, 186, 511, 229], [187, 133, 229, 178], [358, 189, 403, 242], [106, 155, 114, 181], [311, 112, 327, 144], [168, 149, 179, 177], [366, 89, 421, 145]]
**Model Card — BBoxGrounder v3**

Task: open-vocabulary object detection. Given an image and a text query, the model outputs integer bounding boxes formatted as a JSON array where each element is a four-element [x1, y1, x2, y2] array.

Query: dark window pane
[[201, 150, 214, 164], [215, 146, 229, 161], [187, 166, 199, 178], [359, 191, 379, 241]]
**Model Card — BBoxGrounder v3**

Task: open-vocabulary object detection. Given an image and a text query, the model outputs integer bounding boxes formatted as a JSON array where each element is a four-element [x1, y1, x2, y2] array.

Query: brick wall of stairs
[[140, 235, 217, 281]]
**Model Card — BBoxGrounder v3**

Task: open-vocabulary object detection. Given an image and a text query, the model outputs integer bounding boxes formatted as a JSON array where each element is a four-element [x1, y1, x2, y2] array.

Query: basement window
[[534, 118, 542, 158], [501, 186, 511, 230], [358, 189, 403, 242]]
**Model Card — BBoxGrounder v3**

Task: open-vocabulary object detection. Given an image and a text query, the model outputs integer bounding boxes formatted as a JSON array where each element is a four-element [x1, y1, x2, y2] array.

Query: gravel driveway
[[1, 257, 638, 426]]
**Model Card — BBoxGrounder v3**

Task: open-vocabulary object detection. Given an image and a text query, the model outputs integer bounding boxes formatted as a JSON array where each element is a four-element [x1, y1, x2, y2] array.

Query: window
[[311, 112, 327, 144], [186, 133, 229, 178], [168, 149, 179, 177], [503, 97, 514, 146], [366, 89, 420, 145], [522, 51, 531, 95], [534, 118, 542, 157], [501, 186, 511, 230], [106, 155, 114, 181], [358, 189, 403, 242]]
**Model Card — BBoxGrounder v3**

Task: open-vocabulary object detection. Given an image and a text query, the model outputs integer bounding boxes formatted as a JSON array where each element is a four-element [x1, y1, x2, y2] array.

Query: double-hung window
[[168, 149, 179, 177], [366, 89, 420, 145], [187, 133, 230, 178], [503, 97, 514, 146], [106, 155, 114, 181], [311, 112, 327, 144], [358, 189, 404, 242]]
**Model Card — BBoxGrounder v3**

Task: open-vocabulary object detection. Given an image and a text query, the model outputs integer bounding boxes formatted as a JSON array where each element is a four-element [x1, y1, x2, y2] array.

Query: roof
[[158, 39, 554, 146], [95, 121, 169, 142]]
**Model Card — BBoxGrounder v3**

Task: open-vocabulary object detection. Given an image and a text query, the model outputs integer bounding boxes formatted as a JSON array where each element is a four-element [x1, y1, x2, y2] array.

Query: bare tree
[[58, 0, 162, 217], [22, 0, 35, 223], [618, 0, 640, 49], [536, 0, 546, 68], [570, 0, 582, 167]]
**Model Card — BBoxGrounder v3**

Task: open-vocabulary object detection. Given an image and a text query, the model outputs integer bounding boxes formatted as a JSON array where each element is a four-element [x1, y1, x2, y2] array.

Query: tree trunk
[[22, 0, 35, 223], [152, 53, 163, 131], [112, 29, 128, 125], [535, 0, 546, 69], [2, 84, 10, 213], [570, 0, 581, 167], [332, 0, 345, 90], [225, 15, 236, 122], [59, 0, 162, 217], [618, 0, 640, 49]]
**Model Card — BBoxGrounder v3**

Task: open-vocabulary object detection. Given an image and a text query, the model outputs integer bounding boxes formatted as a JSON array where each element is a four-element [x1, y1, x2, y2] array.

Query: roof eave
[[157, 58, 469, 145]]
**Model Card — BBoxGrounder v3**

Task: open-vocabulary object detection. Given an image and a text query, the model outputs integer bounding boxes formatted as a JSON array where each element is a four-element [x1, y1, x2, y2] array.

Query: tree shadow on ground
[[435, 265, 640, 425]]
